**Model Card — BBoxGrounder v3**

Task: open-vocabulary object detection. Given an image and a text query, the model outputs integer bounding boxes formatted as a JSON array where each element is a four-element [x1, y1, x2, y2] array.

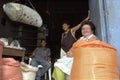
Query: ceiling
[[0, 0, 89, 28], [29, 0, 89, 26]]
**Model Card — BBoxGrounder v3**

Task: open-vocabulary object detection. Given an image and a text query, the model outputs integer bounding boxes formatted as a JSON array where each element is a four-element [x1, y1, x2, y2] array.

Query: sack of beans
[[70, 40, 119, 80]]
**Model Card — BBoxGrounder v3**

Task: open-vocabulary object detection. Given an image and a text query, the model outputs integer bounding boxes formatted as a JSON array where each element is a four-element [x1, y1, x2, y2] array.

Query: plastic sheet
[[70, 40, 119, 80], [2, 58, 22, 80]]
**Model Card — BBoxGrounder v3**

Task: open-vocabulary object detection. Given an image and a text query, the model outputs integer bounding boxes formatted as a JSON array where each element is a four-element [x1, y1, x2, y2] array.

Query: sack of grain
[[2, 58, 22, 80], [21, 62, 38, 80], [70, 40, 119, 80]]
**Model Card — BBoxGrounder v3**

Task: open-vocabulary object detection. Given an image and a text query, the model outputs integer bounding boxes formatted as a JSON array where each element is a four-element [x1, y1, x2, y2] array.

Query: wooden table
[[3, 47, 25, 62]]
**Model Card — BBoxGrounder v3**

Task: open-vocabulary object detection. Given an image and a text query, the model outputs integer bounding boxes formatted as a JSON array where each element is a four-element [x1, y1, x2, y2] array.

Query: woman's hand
[[86, 10, 90, 20], [67, 51, 73, 57]]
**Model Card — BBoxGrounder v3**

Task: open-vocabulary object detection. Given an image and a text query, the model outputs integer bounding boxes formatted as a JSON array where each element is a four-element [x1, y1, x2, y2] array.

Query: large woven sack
[[70, 40, 119, 80], [0, 41, 4, 80], [3, 2, 42, 27], [2, 58, 22, 80], [21, 62, 38, 80]]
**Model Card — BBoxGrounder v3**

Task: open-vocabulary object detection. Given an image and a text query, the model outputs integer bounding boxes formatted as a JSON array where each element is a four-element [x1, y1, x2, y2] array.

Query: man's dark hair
[[62, 20, 70, 25], [41, 39, 46, 43]]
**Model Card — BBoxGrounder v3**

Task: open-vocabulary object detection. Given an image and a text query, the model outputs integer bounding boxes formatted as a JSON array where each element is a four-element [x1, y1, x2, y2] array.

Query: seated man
[[30, 39, 51, 80]]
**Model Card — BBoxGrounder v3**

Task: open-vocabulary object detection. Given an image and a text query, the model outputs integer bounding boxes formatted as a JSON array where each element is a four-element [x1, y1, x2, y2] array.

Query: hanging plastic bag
[[3, 2, 43, 27]]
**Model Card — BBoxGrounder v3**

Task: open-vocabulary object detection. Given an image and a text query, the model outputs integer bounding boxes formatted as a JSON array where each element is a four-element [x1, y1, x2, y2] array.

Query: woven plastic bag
[[2, 58, 22, 80], [70, 40, 119, 80], [0, 41, 4, 80], [20, 62, 38, 80]]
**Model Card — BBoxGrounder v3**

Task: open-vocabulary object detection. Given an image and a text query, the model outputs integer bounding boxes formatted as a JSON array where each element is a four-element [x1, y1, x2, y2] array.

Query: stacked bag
[[0, 41, 22, 80], [0, 41, 38, 80]]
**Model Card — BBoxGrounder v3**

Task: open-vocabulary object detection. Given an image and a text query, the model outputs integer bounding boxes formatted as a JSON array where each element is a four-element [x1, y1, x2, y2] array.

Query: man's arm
[[47, 48, 51, 61], [29, 47, 38, 58], [29, 52, 35, 58]]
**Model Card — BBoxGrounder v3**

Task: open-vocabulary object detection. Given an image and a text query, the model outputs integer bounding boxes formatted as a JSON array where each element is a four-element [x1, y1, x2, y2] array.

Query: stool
[[29, 58, 51, 80]]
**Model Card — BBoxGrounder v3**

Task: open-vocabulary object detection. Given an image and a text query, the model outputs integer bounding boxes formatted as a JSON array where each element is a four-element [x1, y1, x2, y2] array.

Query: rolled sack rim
[[72, 40, 117, 51]]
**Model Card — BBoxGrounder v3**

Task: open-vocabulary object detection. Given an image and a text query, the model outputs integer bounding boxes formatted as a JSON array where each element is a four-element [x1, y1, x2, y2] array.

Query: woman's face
[[62, 23, 69, 31], [81, 24, 93, 37]]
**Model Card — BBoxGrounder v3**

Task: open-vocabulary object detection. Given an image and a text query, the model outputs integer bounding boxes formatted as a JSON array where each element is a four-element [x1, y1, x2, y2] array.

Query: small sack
[[21, 62, 38, 80]]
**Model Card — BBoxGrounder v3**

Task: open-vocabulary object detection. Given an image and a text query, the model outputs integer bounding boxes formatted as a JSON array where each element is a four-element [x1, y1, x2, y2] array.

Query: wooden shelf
[[3, 47, 25, 62]]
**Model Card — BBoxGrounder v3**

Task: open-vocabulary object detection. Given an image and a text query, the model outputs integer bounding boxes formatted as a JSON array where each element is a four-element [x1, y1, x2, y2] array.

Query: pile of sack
[[0, 41, 38, 80]]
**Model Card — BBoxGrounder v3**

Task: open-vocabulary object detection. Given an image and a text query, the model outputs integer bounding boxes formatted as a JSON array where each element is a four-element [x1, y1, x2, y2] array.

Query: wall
[[89, 0, 108, 42], [104, 0, 120, 73], [89, 0, 120, 77]]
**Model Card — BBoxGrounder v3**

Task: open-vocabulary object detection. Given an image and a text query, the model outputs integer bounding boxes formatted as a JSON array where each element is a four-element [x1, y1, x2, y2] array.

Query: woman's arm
[[71, 10, 90, 34], [66, 49, 73, 57]]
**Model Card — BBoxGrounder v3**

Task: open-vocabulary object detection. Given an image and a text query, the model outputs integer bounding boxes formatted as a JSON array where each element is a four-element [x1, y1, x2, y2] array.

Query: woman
[[68, 21, 119, 80], [67, 20, 98, 57], [52, 12, 90, 80]]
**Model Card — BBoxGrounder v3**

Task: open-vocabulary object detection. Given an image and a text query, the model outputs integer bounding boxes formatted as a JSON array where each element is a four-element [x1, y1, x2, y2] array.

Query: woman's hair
[[80, 20, 96, 34]]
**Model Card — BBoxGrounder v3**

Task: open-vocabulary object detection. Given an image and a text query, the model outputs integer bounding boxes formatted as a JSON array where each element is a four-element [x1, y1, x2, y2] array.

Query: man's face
[[41, 40, 47, 47], [62, 23, 69, 31]]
